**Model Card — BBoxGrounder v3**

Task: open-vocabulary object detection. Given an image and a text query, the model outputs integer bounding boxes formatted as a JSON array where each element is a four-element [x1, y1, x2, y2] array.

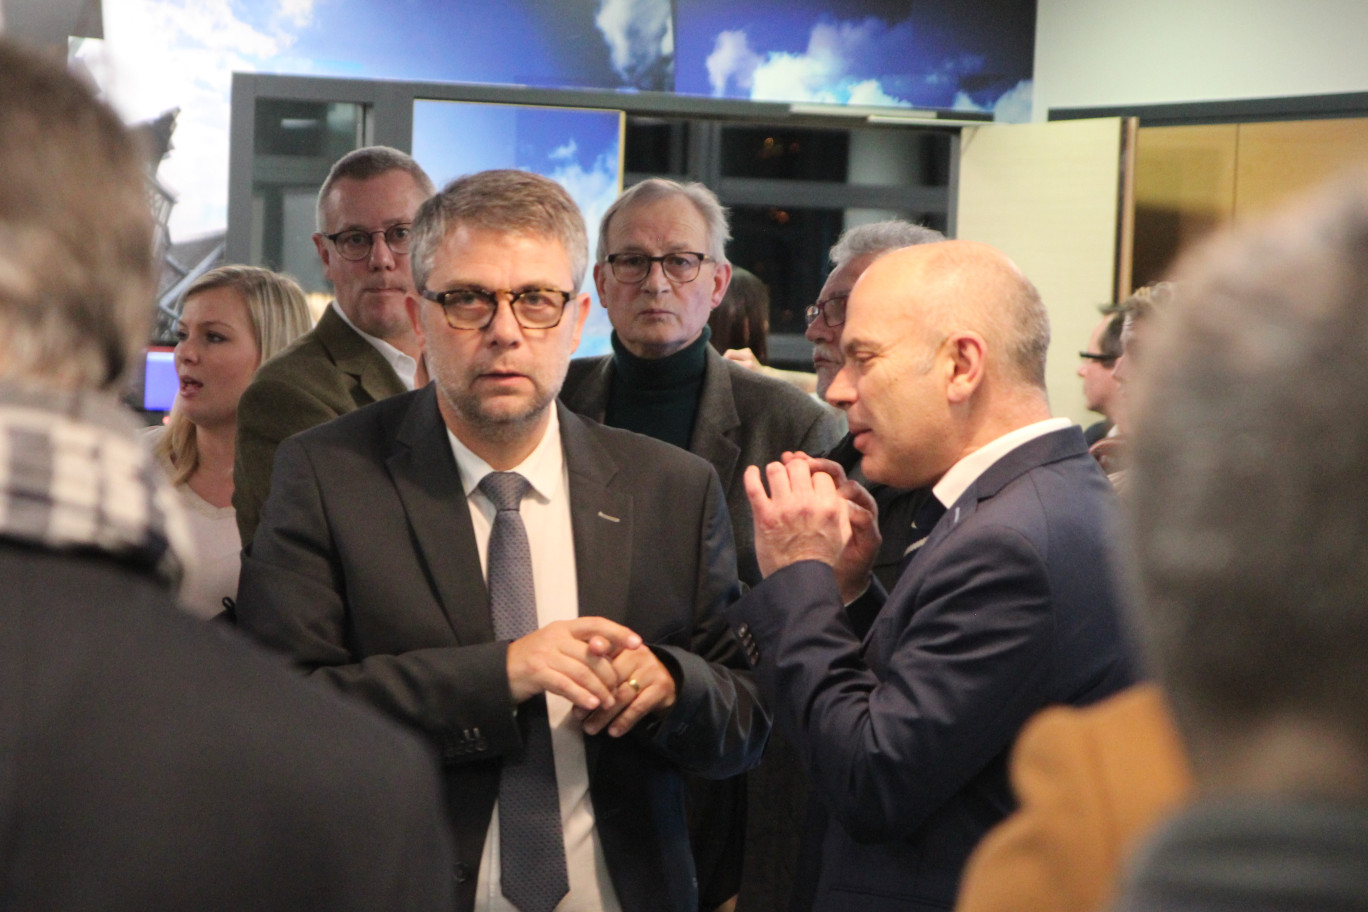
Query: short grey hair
[[596, 178, 730, 265], [1128, 175, 1368, 755], [830, 220, 944, 268], [0, 41, 154, 391], [410, 169, 588, 294], [315, 146, 435, 232]]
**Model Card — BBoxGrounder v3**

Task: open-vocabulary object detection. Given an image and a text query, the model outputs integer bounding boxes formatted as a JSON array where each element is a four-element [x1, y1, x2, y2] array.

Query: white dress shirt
[[931, 417, 1074, 515], [330, 300, 421, 391], [447, 407, 622, 912]]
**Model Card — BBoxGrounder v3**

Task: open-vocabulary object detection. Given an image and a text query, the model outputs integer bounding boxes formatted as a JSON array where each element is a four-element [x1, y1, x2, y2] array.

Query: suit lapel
[[386, 386, 492, 645], [559, 404, 633, 626], [885, 428, 1090, 612], [315, 305, 408, 402], [687, 348, 741, 492], [560, 356, 612, 423]]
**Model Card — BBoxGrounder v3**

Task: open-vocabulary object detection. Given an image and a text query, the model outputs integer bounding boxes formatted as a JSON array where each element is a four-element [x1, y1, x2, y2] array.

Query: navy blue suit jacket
[[727, 427, 1137, 911]]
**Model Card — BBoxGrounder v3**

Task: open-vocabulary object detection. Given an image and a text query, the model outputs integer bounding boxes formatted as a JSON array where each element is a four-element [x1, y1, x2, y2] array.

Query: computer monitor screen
[[143, 346, 177, 412]]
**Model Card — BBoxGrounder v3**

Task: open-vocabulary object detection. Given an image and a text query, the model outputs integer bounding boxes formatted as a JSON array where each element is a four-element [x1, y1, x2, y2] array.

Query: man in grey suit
[[234, 145, 435, 541], [236, 169, 768, 912], [560, 178, 841, 589]]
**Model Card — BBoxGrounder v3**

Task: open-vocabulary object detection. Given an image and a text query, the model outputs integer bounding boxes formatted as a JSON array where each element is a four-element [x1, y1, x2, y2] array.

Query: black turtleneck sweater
[[603, 326, 711, 451]]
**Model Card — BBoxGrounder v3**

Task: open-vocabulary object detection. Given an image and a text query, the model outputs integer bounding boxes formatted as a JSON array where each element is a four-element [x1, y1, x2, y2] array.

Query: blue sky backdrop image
[[412, 101, 624, 357], [90, 0, 1030, 243], [677, 0, 1035, 117]]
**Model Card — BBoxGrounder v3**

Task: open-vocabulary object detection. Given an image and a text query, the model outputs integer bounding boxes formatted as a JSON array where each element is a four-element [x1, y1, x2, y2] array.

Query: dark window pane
[[721, 127, 849, 182]]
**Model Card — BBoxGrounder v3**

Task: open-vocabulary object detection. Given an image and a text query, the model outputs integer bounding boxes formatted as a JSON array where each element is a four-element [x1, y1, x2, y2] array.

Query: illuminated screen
[[143, 347, 177, 412]]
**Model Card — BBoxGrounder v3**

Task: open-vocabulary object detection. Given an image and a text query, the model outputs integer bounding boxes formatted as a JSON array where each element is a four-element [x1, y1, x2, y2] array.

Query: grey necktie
[[479, 471, 569, 912]]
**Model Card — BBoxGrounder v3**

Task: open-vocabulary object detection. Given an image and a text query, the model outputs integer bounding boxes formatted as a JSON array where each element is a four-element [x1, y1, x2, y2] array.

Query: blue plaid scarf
[[0, 382, 189, 586]]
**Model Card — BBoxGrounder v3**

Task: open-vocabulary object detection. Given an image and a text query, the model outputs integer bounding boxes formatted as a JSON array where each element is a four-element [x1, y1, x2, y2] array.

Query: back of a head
[[1128, 175, 1368, 761], [911, 240, 1050, 392], [708, 266, 769, 362], [0, 41, 155, 391], [410, 169, 588, 293], [829, 220, 944, 267]]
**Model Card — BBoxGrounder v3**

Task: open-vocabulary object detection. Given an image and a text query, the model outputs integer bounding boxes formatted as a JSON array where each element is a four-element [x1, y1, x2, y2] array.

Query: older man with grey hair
[[0, 38, 453, 912], [805, 220, 945, 594], [561, 178, 841, 589]]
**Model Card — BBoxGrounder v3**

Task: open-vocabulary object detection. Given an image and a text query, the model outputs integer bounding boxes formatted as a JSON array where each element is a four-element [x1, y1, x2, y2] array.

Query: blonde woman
[[149, 265, 311, 618]]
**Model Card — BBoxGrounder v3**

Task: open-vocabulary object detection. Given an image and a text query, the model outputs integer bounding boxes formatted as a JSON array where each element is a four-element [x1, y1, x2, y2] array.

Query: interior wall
[[1033, 0, 1368, 121]]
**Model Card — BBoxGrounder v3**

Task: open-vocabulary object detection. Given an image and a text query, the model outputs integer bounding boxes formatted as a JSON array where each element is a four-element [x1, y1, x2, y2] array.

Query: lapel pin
[[597, 511, 621, 523]]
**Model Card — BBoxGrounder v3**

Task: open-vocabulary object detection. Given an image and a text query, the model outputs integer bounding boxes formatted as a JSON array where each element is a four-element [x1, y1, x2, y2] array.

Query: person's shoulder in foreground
[[1, 531, 454, 911], [955, 684, 1194, 912]]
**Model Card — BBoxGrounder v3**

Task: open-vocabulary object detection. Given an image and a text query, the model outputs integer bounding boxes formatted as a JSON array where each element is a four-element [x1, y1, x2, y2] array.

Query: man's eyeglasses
[[1078, 350, 1117, 366], [605, 251, 710, 284], [805, 293, 849, 328], [323, 224, 413, 261], [421, 286, 575, 331]]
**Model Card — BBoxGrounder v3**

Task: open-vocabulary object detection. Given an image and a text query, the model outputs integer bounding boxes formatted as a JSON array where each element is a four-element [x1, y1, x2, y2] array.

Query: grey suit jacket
[[560, 345, 842, 586], [233, 304, 406, 543], [235, 391, 769, 912]]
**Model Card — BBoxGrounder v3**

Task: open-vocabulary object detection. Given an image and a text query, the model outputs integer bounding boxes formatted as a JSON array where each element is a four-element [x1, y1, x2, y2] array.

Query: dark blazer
[[234, 304, 407, 543], [235, 390, 770, 912], [0, 544, 453, 911], [727, 428, 1138, 912], [561, 345, 842, 587]]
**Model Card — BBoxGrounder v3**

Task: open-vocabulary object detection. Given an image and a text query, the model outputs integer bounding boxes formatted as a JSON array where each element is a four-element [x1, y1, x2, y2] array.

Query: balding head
[[827, 241, 1053, 488]]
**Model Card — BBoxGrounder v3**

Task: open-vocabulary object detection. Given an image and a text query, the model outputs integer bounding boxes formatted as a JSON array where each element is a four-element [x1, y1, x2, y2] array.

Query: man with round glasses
[[562, 178, 841, 589], [806, 220, 944, 594], [236, 169, 768, 912], [234, 146, 435, 543]]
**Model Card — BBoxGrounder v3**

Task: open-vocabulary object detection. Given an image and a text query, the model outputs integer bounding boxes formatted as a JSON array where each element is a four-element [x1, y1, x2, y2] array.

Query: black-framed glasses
[[1078, 350, 1117, 366], [322, 223, 413, 261], [805, 293, 849, 328], [421, 286, 575, 331], [605, 251, 710, 284]]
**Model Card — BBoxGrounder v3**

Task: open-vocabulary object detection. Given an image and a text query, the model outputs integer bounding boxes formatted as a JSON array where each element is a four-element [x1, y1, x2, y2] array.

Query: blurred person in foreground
[[1115, 175, 1368, 911], [149, 265, 311, 619], [0, 38, 453, 911], [727, 240, 1136, 910]]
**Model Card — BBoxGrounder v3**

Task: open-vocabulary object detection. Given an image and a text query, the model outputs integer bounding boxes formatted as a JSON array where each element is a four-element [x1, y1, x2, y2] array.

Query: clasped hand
[[745, 452, 881, 602], [506, 617, 676, 737]]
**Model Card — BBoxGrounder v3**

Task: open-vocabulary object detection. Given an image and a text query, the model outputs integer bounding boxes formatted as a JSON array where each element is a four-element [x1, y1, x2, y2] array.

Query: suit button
[[453, 863, 472, 884], [737, 622, 751, 637]]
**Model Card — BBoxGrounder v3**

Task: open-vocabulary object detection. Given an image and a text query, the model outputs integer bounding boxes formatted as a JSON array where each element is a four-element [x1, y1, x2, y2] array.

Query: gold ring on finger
[[627, 678, 641, 693]]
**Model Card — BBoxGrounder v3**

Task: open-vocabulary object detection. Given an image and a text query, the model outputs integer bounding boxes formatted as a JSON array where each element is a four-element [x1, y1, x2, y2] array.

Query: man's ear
[[405, 293, 424, 338], [709, 261, 733, 309], [568, 292, 591, 353], [944, 331, 986, 405], [592, 263, 609, 307], [313, 233, 330, 268]]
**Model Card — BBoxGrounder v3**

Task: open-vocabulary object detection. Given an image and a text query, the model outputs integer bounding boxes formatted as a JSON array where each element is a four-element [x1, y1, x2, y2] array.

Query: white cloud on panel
[[595, 0, 674, 91]]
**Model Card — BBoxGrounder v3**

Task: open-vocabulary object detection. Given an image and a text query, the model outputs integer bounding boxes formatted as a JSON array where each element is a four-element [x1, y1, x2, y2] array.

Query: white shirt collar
[[447, 406, 564, 505], [931, 417, 1073, 510], [330, 300, 419, 391]]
